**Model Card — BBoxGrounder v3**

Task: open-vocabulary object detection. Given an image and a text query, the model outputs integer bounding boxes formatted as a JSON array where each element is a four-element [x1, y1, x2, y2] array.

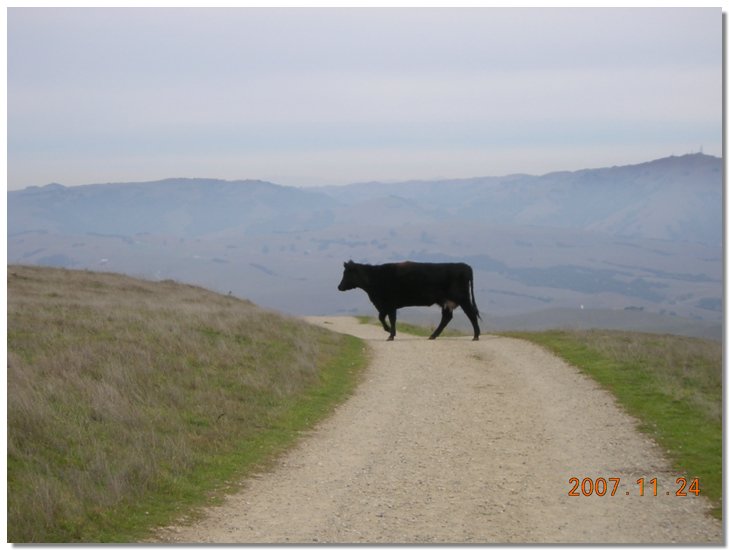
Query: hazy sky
[[7, 7, 723, 189]]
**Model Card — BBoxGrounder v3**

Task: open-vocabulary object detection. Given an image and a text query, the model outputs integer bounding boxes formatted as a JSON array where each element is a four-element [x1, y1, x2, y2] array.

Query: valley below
[[8, 153, 723, 339]]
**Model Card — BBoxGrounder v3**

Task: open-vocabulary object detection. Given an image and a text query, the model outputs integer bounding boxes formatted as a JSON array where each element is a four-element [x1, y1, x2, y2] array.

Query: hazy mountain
[[315, 153, 722, 244], [8, 153, 723, 338], [9, 178, 337, 238]]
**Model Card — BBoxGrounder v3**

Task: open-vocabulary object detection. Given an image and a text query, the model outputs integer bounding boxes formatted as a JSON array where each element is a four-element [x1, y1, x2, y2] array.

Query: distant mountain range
[[8, 153, 723, 338], [315, 153, 722, 244]]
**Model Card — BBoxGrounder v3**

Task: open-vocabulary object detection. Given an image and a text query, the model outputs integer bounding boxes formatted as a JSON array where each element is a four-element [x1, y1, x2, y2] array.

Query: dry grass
[[7, 265, 360, 542], [567, 330, 722, 424]]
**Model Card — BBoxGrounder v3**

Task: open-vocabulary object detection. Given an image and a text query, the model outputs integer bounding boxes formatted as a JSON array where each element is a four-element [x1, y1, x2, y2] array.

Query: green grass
[[7, 265, 368, 542], [504, 329, 722, 518]]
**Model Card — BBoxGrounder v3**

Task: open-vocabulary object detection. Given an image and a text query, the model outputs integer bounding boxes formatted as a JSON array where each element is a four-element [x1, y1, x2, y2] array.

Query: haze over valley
[[8, 153, 723, 339]]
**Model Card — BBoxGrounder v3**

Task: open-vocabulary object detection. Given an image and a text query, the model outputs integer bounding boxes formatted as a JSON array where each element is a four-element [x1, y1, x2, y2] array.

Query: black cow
[[337, 260, 481, 341]]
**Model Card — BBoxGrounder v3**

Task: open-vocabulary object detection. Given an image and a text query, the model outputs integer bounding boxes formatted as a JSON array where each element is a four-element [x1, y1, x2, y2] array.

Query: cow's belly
[[395, 291, 443, 308]]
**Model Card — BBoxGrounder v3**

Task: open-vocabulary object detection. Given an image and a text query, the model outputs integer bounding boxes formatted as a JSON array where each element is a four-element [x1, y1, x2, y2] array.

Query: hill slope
[[7, 265, 366, 542]]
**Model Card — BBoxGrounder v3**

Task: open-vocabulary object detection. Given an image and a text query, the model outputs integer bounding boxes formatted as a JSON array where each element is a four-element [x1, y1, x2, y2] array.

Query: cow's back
[[395, 261, 471, 285]]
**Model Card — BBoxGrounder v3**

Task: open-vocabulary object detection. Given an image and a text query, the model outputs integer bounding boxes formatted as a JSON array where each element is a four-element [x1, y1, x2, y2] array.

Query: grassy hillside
[[7, 265, 368, 542], [506, 330, 722, 518]]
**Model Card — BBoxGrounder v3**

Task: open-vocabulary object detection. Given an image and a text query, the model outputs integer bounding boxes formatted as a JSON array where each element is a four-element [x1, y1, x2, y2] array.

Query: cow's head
[[338, 260, 362, 291]]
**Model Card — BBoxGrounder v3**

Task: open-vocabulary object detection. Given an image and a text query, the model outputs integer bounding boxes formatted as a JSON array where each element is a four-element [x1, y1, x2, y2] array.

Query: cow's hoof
[[428, 335, 436, 340], [387, 335, 395, 341], [472, 336, 480, 341]]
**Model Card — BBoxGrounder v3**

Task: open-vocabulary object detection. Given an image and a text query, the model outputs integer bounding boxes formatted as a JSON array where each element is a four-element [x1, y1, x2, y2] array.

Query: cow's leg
[[460, 300, 481, 341], [386, 310, 397, 341], [378, 310, 391, 333], [429, 304, 454, 340]]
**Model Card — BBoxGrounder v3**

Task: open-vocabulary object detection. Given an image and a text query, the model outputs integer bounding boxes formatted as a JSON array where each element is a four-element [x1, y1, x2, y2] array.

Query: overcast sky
[[7, 7, 723, 189]]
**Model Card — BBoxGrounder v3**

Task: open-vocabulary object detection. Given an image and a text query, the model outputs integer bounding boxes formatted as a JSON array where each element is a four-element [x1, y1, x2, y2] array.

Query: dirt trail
[[152, 316, 722, 543]]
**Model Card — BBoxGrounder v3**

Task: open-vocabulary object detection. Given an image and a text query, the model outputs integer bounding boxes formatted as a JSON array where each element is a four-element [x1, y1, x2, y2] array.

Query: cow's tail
[[469, 267, 481, 320]]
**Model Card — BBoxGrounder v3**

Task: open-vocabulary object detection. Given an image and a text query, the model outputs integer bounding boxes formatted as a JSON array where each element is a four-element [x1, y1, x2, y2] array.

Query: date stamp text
[[568, 477, 700, 497]]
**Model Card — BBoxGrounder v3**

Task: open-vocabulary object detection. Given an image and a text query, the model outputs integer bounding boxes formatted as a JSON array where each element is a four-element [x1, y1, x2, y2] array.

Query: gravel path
[[152, 316, 722, 543]]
